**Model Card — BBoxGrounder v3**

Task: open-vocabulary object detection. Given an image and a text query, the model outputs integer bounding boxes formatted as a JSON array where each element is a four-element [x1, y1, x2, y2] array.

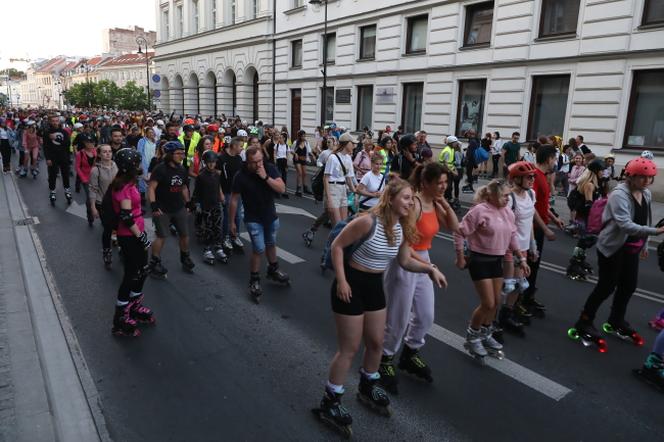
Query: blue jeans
[[245, 219, 279, 254], [222, 193, 243, 239]]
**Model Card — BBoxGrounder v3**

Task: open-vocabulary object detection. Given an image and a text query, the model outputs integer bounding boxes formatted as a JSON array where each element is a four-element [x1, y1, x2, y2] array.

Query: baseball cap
[[339, 132, 356, 144]]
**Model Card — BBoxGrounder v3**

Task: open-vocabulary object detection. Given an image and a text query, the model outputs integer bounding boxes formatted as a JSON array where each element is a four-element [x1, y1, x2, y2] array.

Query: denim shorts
[[245, 218, 280, 254]]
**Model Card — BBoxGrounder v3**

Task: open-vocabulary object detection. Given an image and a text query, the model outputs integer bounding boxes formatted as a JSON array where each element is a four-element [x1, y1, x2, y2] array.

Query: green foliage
[[0, 68, 26, 79], [63, 79, 148, 110], [0, 92, 8, 106]]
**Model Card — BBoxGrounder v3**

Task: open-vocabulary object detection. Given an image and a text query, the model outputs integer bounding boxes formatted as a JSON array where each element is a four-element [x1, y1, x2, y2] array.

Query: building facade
[[96, 53, 154, 89], [103, 26, 157, 55], [154, 0, 664, 160]]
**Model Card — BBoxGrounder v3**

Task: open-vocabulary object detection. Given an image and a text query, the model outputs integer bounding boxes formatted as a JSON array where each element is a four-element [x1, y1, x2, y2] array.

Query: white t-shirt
[[509, 190, 536, 251], [491, 139, 503, 155], [325, 152, 354, 181], [359, 171, 384, 207], [274, 143, 290, 160], [317, 149, 332, 167]]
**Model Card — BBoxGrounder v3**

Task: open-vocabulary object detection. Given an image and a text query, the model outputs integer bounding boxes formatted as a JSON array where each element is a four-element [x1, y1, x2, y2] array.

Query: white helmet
[[641, 150, 654, 160], [237, 129, 248, 137], [156, 119, 165, 126], [74, 123, 84, 129], [446, 135, 459, 144]]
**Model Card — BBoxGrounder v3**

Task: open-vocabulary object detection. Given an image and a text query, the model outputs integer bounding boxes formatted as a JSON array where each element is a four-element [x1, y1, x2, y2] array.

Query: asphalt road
[[15, 167, 664, 442]]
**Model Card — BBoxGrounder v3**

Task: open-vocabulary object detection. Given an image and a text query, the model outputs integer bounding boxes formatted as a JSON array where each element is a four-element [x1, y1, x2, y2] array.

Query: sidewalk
[[0, 171, 108, 442]]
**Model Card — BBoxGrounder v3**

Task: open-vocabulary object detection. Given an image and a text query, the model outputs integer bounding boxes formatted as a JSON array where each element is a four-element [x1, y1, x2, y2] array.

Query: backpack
[[321, 214, 377, 271], [509, 189, 535, 213], [100, 186, 119, 230], [311, 166, 325, 201], [586, 196, 608, 235], [474, 146, 489, 164]]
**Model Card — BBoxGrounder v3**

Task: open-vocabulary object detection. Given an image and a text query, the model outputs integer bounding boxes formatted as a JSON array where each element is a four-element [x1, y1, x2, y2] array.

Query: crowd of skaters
[[1, 107, 664, 436]]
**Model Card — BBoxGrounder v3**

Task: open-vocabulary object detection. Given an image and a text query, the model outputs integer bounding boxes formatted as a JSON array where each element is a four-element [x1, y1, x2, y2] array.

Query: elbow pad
[[119, 209, 135, 228]]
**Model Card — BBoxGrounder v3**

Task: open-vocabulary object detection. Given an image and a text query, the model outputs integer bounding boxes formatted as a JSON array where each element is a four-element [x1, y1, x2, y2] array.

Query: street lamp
[[136, 36, 151, 110], [309, 0, 328, 128]]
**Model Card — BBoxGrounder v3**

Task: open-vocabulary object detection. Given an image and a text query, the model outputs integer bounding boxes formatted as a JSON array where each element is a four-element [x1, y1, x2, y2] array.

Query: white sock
[[326, 380, 344, 394], [360, 368, 380, 380]]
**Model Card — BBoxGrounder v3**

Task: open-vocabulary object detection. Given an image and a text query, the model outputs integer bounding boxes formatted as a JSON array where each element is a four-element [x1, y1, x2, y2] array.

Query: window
[[539, 0, 580, 38], [456, 80, 486, 137], [642, 0, 664, 26], [402, 83, 423, 133], [176, 4, 183, 37], [250, 0, 258, 19], [162, 9, 169, 40], [406, 14, 428, 54], [359, 25, 376, 59], [464, 2, 494, 47], [291, 39, 303, 68], [293, 0, 304, 7], [527, 75, 570, 141], [230, 0, 237, 25], [192, 0, 199, 33], [624, 70, 664, 149], [210, 0, 216, 28], [323, 33, 336, 64], [357, 85, 374, 131], [321, 87, 334, 123]]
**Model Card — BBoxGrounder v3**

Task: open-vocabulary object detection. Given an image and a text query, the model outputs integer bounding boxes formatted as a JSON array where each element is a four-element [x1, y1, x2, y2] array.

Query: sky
[[0, 0, 156, 68]]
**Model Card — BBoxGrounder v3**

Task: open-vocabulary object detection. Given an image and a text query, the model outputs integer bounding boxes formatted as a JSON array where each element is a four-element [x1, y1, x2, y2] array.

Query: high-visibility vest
[[178, 132, 201, 163], [438, 145, 455, 171]]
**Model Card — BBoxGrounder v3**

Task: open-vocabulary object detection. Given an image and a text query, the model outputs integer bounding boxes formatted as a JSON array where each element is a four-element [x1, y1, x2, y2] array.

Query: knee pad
[[503, 278, 517, 294], [133, 265, 150, 284], [517, 277, 530, 294]]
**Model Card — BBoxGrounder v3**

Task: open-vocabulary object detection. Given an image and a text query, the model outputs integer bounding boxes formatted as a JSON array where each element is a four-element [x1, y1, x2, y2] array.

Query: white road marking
[[239, 232, 305, 264], [275, 203, 317, 219], [427, 324, 573, 401], [65, 200, 88, 220], [435, 232, 664, 304]]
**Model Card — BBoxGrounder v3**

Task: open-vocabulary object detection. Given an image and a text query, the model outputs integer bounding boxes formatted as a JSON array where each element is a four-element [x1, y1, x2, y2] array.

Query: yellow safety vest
[[438, 145, 455, 172], [178, 132, 201, 163]]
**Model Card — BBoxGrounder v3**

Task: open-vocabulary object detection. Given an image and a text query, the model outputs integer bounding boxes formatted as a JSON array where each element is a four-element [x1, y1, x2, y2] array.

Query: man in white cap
[[154, 120, 165, 140]]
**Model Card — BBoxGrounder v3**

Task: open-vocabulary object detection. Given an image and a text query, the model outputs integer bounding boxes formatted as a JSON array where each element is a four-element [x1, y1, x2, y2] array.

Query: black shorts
[[331, 265, 385, 315], [153, 208, 189, 238], [293, 159, 307, 166], [467, 252, 504, 281]]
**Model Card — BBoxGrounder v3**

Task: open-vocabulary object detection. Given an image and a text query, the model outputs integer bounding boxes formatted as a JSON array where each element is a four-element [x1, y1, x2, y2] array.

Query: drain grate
[[16, 217, 38, 226]]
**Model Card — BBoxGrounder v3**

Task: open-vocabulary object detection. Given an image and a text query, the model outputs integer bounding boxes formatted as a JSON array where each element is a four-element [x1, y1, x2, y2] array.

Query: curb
[[3, 173, 111, 442]]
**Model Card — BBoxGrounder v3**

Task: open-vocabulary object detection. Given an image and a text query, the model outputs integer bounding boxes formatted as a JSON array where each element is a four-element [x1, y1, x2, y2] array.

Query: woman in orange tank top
[[379, 162, 459, 393]]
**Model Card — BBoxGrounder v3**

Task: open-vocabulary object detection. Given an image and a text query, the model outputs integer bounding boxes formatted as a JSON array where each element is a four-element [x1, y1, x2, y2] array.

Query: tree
[[94, 80, 121, 108], [118, 81, 148, 111], [63, 79, 148, 110], [0, 68, 26, 79]]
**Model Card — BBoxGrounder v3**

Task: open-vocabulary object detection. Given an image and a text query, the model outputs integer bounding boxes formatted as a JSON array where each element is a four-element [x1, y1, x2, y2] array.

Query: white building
[[154, 0, 664, 162], [102, 26, 157, 55], [96, 53, 154, 89], [18, 57, 69, 108]]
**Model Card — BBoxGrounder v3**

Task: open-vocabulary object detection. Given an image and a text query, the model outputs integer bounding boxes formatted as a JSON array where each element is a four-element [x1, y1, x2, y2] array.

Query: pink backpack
[[586, 196, 608, 234]]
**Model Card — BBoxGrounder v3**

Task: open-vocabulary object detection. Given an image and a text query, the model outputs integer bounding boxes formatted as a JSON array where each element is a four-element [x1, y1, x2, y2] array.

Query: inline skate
[[232, 236, 244, 254], [378, 354, 399, 394], [632, 352, 664, 392], [357, 373, 392, 417], [567, 314, 607, 352], [249, 273, 262, 303], [148, 256, 168, 280], [566, 256, 589, 281], [102, 248, 112, 270], [302, 229, 315, 247], [112, 304, 140, 337], [464, 327, 488, 365], [222, 236, 234, 255], [202, 247, 216, 265], [481, 325, 505, 359], [311, 388, 353, 439], [213, 245, 229, 264], [398, 345, 433, 383], [31, 168, 39, 179], [180, 251, 195, 273], [49, 190, 56, 206], [602, 320, 644, 346], [64, 188, 72, 205], [498, 306, 526, 337], [129, 294, 155, 325], [266, 263, 290, 286]]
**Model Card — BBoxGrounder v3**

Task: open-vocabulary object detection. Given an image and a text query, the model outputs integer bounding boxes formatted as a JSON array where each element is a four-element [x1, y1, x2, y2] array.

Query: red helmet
[[508, 161, 537, 179], [183, 118, 195, 125], [625, 157, 657, 177], [208, 124, 219, 133]]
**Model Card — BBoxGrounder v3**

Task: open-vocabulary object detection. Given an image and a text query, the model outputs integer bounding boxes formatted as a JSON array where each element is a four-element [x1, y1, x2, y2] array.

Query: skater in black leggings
[[43, 115, 72, 204], [90, 145, 119, 269], [110, 148, 154, 337], [572, 157, 664, 346]]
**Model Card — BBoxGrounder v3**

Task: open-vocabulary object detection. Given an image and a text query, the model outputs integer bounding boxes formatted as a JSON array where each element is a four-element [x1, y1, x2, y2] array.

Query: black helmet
[[115, 148, 142, 173], [78, 133, 95, 144], [587, 159, 605, 173], [398, 134, 417, 152], [202, 150, 218, 165], [163, 140, 185, 154], [183, 124, 195, 132]]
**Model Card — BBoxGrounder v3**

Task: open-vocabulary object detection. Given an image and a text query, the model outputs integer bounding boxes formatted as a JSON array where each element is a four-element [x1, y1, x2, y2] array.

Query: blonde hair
[[576, 168, 598, 194], [474, 179, 507, 205], [369, 175, 418, 246]]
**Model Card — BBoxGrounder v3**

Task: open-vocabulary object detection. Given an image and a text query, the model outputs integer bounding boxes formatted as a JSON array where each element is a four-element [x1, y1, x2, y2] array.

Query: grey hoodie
[[598, 182, 658, 257], [89, 162, 118, 204]]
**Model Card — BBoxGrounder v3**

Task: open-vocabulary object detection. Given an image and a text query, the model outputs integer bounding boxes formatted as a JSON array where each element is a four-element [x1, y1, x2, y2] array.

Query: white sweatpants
[[382, 250, 435, 356]]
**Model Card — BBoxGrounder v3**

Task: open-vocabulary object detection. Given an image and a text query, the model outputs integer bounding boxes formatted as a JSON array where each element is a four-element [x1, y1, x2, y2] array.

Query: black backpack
[[100, 186, 119, 229], [311, 166, 325, 201]]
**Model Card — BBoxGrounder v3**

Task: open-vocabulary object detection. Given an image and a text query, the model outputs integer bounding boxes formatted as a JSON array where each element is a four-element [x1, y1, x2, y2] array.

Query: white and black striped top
[[351, 219, 403, 271]]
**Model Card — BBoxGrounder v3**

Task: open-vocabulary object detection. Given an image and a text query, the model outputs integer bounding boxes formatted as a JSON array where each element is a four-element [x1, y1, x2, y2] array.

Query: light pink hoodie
[[454, 202, 520, 256]]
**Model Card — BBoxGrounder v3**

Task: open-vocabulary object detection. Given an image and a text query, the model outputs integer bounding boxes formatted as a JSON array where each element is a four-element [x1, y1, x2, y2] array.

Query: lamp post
[[82, 62, 92, 108], [136, 36, 151, 110], [309, 0, 328, 128]]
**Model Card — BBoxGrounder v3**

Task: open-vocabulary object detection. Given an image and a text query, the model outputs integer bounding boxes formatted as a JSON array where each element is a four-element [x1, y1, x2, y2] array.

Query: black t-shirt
[[148, 157, 162, 173], [231, 163, 281, 225], [193, 169, 222, 210], [625, 196, 648, 244], [126, 134, 141, 148], [579, 144, 592, 155], [150, 162, 188, 213], [217, 152, 244, 194]]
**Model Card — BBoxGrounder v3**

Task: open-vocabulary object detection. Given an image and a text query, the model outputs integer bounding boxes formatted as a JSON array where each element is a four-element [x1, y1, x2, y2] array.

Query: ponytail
[[409, 162, 448, 192]]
